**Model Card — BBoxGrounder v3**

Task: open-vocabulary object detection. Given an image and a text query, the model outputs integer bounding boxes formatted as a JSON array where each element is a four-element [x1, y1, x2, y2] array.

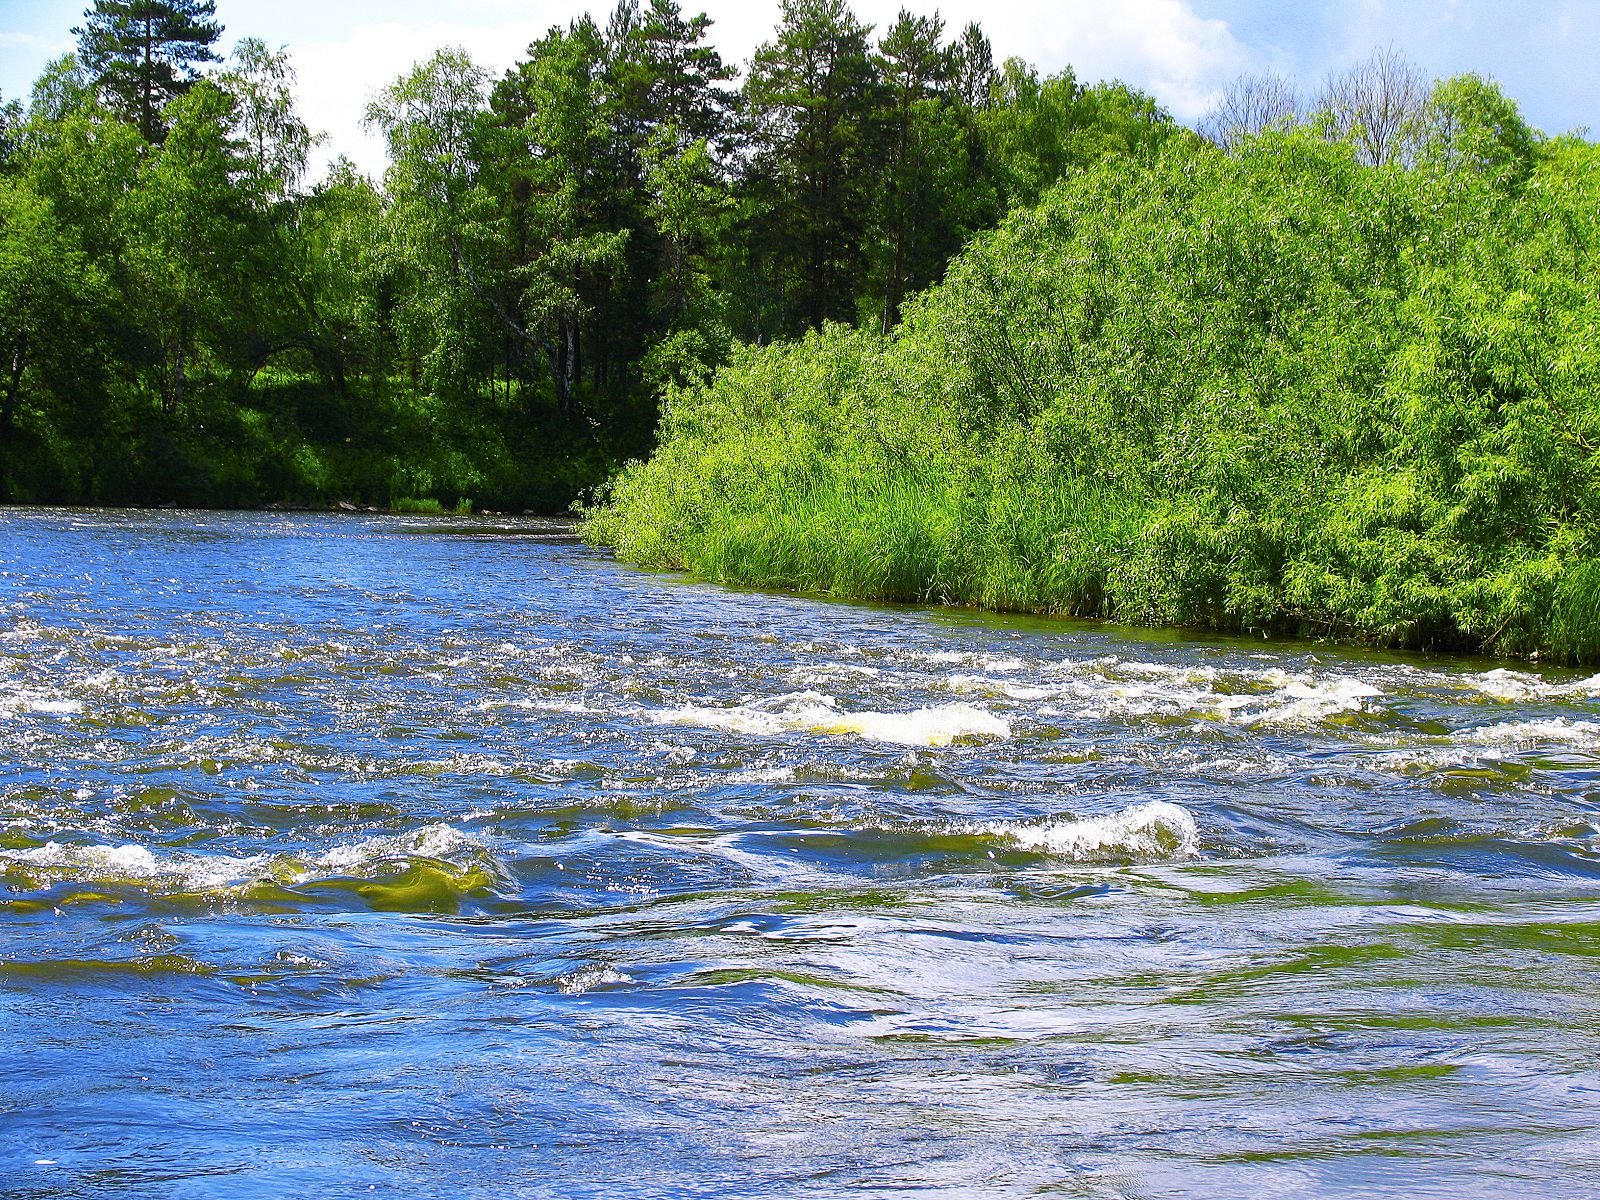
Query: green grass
[[390, 497, 473, 515]]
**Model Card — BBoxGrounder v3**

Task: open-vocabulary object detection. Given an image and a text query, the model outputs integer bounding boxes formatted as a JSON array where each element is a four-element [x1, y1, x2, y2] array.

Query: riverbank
[[584, 126, 1600, 665]]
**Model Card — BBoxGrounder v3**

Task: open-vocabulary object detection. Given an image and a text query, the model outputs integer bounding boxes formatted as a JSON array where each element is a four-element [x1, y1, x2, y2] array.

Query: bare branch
[[1318, 45, 1427, 167], [1200, 71, 1300, 153]]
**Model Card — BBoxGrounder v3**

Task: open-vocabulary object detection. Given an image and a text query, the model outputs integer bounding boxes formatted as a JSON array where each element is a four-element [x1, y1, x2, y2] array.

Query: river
[[2, 509, 1598, 1198]]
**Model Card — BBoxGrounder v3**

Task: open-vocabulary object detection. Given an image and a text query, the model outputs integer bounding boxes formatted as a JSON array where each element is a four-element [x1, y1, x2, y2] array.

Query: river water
[[2, 509, 1598, 1199]]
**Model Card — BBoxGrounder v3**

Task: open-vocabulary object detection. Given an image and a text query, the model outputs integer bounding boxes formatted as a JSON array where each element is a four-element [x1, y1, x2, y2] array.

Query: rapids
[[2, 510, 1598, 1198]]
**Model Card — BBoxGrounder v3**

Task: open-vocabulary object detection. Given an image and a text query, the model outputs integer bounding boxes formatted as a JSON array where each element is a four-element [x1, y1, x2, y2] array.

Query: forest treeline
[[587, 62, 1600, 662], [0, 0, 1180, 509]]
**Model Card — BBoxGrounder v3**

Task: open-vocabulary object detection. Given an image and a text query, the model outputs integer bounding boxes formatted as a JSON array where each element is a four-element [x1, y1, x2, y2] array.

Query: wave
[[0, 685, 84, 718], [1463, 668, 1600, 703], [1453, 718, 1600, 749], [990, 800, 1199, 862], [652, 692, 1009, 747], [1025, 659, 1383, 727], [0, 824, 504, 911]]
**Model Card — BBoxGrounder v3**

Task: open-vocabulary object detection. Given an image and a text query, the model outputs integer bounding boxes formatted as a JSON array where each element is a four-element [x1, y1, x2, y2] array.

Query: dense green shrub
[[588, 123, 1600, 661]]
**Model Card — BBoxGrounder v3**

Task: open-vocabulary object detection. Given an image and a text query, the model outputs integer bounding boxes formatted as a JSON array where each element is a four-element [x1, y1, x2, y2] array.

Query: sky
[[2, 0, 1597, 180]]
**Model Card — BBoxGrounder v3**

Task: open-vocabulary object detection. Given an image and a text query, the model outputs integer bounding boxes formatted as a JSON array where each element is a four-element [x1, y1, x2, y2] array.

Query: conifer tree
[[74, 0, 223, 142]]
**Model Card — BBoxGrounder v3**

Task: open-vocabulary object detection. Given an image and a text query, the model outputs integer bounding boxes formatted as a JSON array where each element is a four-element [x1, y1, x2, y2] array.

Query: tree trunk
[[563, 320, 578, 414], [0, 333, 25, 443], [167, 307, 189, 415]]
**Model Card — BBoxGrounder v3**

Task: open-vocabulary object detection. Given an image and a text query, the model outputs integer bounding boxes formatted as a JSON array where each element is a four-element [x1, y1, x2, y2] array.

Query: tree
[[366, 48, 500, 397], [1318, 45, 1427, 168], [742, 0, 882, 333], [126, 80, 259, 412], [980, 60, 1175, 208], [950, 22, 996, 112], [640, 125, 733, 392], [0, 178, 110, 453], [74, 0, 224, 142], [631, 0, 735, 146], [0, 92, 22, 173], [873, 9, 952, 331], [221, 38, 318, 200], [1421, 73, 1539, 191], [1201, 71, 1299, 153]]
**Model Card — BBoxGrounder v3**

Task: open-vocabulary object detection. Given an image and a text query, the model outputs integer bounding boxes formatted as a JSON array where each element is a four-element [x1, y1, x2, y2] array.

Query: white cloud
[[289, 16, 558, 179], [939, 0, 1247, 118]]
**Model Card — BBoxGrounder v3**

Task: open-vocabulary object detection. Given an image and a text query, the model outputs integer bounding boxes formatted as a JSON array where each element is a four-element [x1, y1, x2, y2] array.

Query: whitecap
[[729, 766, 798, 784], [2, 823, 499, 893], [0, 685, 85, 718], [947, 674, 1055, 701], [993, 800, 1199, 861], [1454, 719, 1600, 749], [1465, 669, 1600, 703], [1246, 677, 1383, 726], [555, 962, 632, 995], [652, 692, 1009, 746]]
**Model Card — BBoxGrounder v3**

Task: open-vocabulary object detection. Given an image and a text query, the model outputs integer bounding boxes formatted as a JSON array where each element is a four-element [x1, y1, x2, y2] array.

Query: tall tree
[[742, 0, 881, 333], [1318, 45, 1427, 168], [873, 9, 952, 331], [126, 80, 259, 412], [1201, 71, 1300, 152], [488, 22, 629, 412], [1420, 73, 1539, 191], [74, 0, 223, 142], [950, 21, 995, 112], [366, 48, 499, 397], [0, 178, 111, 457], [980, 60, 1175, 207], [0, 91, 22, 172], [221, 38, 317, 200]]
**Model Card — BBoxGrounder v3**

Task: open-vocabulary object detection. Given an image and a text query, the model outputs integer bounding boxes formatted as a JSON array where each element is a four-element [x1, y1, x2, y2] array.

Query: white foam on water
[[785, 663, 883, 687], [317, 823, 484, 871], [0, 684, 84, 718], [555, 963, 632, 995], [993, 800, 1200, 861], [1249, 677, 1383, 726], [2, 824, 497, 892], [947, 674, 1056, 701], [4, 840, 269, 889], [729, 766, 798, 784], [1454, 718, 1600, 749], [1023, 659, 1383, 727], [919, 651, 1028, 673], [26, 698, 83, 715], [1464, 669, 1600, 703], [652, 692, 1009, 746]]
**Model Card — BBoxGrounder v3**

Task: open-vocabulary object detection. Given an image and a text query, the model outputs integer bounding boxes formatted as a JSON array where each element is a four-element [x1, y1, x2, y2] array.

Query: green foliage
[[591, 124, 1600, 662], [1420, 73, 1539, 191], [74, 0, 223, 142]]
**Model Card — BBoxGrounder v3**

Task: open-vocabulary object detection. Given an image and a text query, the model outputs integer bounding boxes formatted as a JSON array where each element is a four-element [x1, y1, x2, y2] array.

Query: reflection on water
[[2, 509, 1599, 1198]]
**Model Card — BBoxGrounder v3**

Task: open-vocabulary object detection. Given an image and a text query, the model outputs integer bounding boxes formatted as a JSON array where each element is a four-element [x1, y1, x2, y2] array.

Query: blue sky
[[3, 0, 1595, 178]]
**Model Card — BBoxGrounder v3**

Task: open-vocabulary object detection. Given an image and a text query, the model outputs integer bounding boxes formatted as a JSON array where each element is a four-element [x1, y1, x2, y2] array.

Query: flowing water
[[3, 509, 1599, 1199]]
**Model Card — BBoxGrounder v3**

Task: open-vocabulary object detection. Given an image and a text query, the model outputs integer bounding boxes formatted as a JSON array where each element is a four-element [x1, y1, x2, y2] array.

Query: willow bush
[[587, 114, 1600, 661]]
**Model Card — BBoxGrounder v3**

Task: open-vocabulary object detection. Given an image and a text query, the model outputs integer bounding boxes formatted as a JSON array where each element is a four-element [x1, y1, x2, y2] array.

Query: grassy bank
[[585, 124, 1600, 662]]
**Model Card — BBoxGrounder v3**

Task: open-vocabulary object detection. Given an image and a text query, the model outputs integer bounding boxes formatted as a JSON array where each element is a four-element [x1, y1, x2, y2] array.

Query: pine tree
[[742, 0, 881, 333], [74, 0, 223, 142]]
